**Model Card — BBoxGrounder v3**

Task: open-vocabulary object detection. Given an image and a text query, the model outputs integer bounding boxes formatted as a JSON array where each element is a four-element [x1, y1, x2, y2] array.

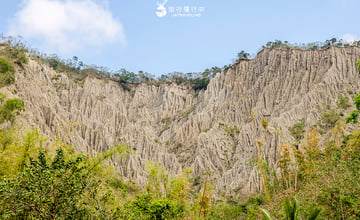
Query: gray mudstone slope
[[4, 46, 360, 196]]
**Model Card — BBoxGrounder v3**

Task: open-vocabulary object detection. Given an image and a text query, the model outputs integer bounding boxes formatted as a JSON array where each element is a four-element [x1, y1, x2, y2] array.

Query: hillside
[[1, 44, 359, 199]]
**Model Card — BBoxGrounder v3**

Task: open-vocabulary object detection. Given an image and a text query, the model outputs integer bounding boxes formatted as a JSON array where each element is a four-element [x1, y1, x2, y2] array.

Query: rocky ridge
[[3, 46, 360, 196]]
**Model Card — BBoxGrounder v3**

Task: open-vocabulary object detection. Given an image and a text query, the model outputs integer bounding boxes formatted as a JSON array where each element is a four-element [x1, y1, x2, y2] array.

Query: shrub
[[318, 107, 340, 131], [9, 48, 28, 65], [262, 118, 269, 129], [288, 118, 305, 142], [336, 93, 351, 109], [120, 82, 131, 91], [237, 50, 250, 59], [207, 203, 247, 220], [204, 126, 212, 133], [6, 44, 28, 65], [0, 58, 15, 87], [345, 110, 359, 124], [282, 197, 297, 220], [123, 194, 186, 219], [190, 77, 210, 90], [193, 176, 201, 186], [356, 58, 360, 71], [354, 94, 360, 110], [0, 93, 24, 124], [0, 98, 25, 124], [0, 149, 91, 219], [73, 76, 87, 88], [220, 124, 240, 137], [0, 58, 15, 73]]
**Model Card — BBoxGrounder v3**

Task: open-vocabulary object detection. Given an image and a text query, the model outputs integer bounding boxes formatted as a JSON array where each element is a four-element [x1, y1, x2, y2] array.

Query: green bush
[[0, 93, 24, 124], [354, 94, 360, 110], [318, 107, 340, 131], [73, 76, 87, 88], [120, 82, 131, 91], [288, 118, 305, 142], [123, 194, 186, 219], [0, 124, 133, 219], [0, 149, 91, 219], [207, 203, 247, 219], [0, 58, 15, 74], [204, 126, 212, 133], [345, 110, 359, 124], [0, 98, 25, 124], [237, 50, 250, 59], [0, 58, 15, 87], [282, 197, 297, 220], [7, 44, 28, 65], [190, 77, 210, 90], [336, 93, 351, 109], [220, 123, 240, 137], [356, 59, 360, 71]]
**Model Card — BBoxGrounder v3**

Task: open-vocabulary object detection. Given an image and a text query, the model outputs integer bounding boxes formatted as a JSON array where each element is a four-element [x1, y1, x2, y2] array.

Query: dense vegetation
[[258, 81, 360, 219], [264, 122, 360, 219]]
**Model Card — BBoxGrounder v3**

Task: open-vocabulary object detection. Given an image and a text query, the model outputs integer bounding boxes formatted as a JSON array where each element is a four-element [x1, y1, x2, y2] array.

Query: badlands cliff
[[3, 46, 360, 196]]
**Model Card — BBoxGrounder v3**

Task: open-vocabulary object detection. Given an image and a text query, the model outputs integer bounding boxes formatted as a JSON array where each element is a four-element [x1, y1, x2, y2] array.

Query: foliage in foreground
[[1, 91, 360, 220], [1, 149, 92, 218], [0, 127, 262, 219], [268, 100, 360, 219], [0, 134, 133, 219]]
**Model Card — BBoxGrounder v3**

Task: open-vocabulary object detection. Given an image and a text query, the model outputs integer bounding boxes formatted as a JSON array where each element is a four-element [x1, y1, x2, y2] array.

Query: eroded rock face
[[8, 46, 360, 196]]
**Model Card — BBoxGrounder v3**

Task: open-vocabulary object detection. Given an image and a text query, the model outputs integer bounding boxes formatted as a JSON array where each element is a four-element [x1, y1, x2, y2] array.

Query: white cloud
[[341, 33, 359, 44], [8, 0, 126, 53]]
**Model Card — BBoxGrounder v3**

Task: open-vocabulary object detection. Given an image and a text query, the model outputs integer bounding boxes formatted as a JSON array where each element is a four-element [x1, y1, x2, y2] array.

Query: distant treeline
[[263, 38, 360, 50], [1, 35, 359, 91], [38, 53, 230, 91], [1, 36, 230, 91]]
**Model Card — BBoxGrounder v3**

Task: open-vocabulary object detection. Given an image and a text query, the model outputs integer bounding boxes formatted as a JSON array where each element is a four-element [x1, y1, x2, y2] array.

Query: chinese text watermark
[[156, 0, 205, 18]]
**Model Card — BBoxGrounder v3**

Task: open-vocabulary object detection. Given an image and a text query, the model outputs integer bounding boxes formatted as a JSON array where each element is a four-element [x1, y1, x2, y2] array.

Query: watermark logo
[[156, 1, 205, 18], [156, 0, 168, 18]]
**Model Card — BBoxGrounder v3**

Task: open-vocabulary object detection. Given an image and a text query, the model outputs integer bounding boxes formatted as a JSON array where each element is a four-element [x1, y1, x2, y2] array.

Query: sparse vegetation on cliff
[[0, 58, 15, 88], [1, 36, 360, 219], [263, 38, 360, 50], [288, 118, 305, 144]]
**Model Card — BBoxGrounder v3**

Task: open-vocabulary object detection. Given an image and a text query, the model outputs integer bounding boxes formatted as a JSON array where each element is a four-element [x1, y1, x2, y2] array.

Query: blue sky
[[0, 0, 359, 76]]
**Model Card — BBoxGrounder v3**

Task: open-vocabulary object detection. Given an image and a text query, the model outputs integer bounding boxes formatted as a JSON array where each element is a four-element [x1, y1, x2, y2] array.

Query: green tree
[[190, 77, 210, 90], [288, 118, 305, 143], [0, 98, 25, 124], [237, 50, 250, 59], [330, 38, 337, 45], [318, 107, 340, 131], [0, 149, 91, 218]]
